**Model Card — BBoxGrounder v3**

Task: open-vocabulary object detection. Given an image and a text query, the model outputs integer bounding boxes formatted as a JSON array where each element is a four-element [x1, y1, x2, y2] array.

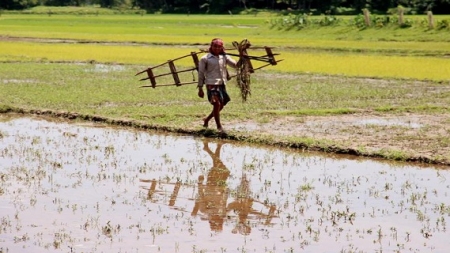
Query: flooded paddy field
[[0, 115, 449, 253]]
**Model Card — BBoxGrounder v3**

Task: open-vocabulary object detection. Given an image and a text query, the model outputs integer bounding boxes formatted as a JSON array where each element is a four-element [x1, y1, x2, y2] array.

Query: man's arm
[[197, 57, 207, 98], [225, 55, 239, 69]]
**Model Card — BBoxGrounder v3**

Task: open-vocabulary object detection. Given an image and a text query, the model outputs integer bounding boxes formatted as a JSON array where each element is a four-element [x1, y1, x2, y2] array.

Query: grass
[[1, 11, 450, 164], [1, 13, 450, 46], [1, 62, 448, 124], [1, 40, 449, 81]]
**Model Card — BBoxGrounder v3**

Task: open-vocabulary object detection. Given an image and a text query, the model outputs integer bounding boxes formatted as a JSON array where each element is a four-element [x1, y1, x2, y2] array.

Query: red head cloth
[[209, 38, 225, 55]]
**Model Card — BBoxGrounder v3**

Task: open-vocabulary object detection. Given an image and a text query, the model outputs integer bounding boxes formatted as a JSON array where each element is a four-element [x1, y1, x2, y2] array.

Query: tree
[[370, 0, 396, 13], [1, 0, 39, 9], [2, 0, 450, 14]]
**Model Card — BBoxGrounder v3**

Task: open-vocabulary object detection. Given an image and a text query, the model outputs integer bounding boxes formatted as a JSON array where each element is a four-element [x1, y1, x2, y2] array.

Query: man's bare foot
[[203, 118, 208, 128], [217, 127, 225, 134]]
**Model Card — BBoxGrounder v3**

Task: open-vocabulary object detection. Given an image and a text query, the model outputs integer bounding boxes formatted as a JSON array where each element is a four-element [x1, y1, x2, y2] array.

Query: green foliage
[[19, 6, 144, 15], [387, 5, 412, 15], [436, 19, 450, 29], [270, 13, 342, 30], [376, 149, 409, 161], [341, 12, 440, 29], [0, 105, 14, 113], [352, 14, 366, 29], [319, 15, 341, 26], [271, 11, 434, 30], [334, 7, 356, 15]]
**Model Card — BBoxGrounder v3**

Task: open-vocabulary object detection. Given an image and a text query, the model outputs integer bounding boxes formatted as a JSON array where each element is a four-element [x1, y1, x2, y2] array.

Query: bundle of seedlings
[[232, 39, 253, 102]]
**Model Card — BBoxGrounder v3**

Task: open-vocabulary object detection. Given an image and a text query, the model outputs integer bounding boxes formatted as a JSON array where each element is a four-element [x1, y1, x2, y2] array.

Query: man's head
[[209, 38, 225, 56]]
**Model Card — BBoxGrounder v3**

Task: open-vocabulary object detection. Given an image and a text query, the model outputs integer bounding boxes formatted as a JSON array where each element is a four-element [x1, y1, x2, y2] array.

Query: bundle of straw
[[232, 39, 252, 102]]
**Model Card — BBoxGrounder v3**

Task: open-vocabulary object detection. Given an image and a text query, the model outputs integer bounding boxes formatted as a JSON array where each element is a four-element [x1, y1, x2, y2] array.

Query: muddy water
[[0, 115, 449, 253]]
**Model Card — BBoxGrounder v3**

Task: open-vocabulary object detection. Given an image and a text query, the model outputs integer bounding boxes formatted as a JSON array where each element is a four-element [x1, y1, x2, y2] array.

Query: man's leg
[[203, 113, 212, 128], [203, 87, 215, 128], [213, 102, 224, 132], [204, 103, 224, 128]]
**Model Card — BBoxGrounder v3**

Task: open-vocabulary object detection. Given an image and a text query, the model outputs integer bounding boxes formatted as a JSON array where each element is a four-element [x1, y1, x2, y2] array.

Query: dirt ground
[[226, 112, 450, 165]]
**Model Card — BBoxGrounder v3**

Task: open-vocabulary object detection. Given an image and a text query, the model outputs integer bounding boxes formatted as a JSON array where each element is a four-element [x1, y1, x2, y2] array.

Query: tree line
[[2, 0, 450, 15]]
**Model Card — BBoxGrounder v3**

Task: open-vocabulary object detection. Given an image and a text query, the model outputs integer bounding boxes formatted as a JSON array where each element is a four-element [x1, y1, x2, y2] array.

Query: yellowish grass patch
[[1, 40, 449, 81]]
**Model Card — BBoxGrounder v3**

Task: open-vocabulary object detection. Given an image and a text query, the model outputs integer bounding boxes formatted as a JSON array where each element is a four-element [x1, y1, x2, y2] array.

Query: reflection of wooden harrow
[[135, 40, 283, 89], [140, 179, 191, 207], [139, 178, 278, 226]]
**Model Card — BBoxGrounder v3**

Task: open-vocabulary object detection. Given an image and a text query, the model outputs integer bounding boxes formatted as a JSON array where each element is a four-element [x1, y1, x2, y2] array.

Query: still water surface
[[0, 115, 449, 253]]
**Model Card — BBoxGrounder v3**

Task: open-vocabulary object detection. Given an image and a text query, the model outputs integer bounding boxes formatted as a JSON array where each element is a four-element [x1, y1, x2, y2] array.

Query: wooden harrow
[[135, 51, 201, 88], [139, 177, 278, 229], [135, 39, 283, 90]]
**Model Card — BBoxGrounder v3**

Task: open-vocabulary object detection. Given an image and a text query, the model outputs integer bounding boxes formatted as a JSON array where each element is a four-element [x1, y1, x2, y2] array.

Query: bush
[[270, 13, 343, 30], [335, 7, 356, 15], [351, 14, 366, 29], [436, 19, 450, 29]]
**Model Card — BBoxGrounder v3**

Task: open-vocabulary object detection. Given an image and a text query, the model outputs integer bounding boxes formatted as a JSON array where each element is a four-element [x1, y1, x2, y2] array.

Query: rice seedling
[[1, 40, 449, 81]]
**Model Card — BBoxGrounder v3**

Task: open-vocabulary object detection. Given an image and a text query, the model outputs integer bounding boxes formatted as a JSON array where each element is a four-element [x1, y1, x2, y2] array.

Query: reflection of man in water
[[191, 140, 230, 232]]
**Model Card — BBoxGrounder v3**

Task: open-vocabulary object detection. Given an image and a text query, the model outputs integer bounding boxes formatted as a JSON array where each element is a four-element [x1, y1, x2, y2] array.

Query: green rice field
[[1, 10, 450, 164]]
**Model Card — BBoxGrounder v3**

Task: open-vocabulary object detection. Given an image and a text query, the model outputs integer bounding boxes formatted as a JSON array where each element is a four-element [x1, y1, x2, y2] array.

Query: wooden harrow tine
[[251, 59, 284, 71], [135, 53, 193, 75], [136, 52, 201, 88], [263, 47, 278, 65], [139, 67, 197, 81], [140, 81, 198, 88], [226, 53, 279, 63], [239, 47, 279, 65]]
